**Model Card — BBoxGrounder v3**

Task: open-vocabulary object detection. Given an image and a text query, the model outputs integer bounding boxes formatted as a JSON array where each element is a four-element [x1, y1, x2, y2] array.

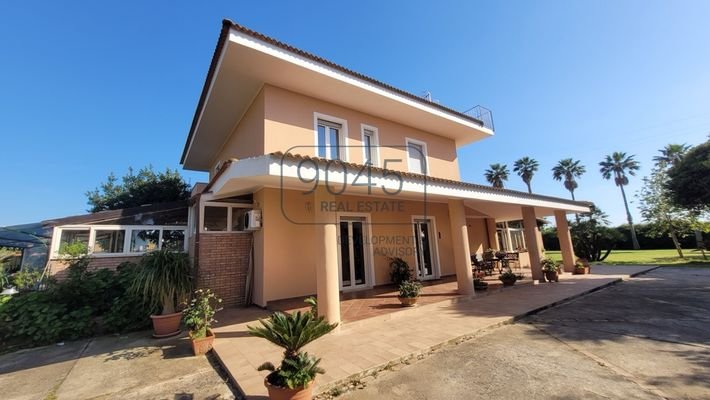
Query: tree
[[571, 206, 622, 262], [484, 163, 509, 188], [667, 140, 710, 212], [599, 152, 641, 250], [638, 166, 693, 258], [86, 166, 190, 212], [513, 157, 539, 194], [552, 158, 586, 200], [653, 143, 690, 169]]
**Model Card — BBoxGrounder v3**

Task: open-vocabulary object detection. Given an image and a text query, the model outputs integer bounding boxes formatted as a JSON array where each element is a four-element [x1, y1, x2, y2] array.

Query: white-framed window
[[405, 137, 428, 174], [51, 225, 188, 258], [496, 221, 526, 251], [360, 124, 379, 167], [199, 202, 253, 233], [314, 112, 348, 161]]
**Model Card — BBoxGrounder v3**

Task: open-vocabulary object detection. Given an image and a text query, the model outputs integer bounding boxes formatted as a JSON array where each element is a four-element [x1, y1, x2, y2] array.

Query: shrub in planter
[[248, 311, 338, 400], [540, 258, 561, 282], [389, 257, 412, 285], [499, 271, 520, 286], [473, 278, 488, 291], [574, 258, 591, 275], [183, 289, 222, 355], [398, 280, 422, 306], [131, 249, 192, 338]]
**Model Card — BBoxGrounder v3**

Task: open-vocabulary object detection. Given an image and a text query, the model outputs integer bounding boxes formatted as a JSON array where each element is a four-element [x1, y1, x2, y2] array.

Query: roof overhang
[[204, 154, 591, 220], [181, 21, 494, 171]]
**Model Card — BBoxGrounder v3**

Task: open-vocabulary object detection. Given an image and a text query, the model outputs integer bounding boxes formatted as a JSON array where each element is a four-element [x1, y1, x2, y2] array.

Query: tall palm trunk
[[525, 181, 532, 194], [569, 189, 580, 223], [618, 183, 641, 250]]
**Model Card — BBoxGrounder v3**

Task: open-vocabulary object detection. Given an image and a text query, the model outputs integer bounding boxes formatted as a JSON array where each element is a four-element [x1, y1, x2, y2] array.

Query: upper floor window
[[361, 125, 379, 166], [406, 138, 428, 174], [314, 113, 347, 161]]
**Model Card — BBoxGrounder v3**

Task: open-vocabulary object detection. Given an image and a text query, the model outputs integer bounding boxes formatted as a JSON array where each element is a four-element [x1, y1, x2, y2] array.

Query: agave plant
[[130, 249, 192, 315], [248, 310, 338, 389]]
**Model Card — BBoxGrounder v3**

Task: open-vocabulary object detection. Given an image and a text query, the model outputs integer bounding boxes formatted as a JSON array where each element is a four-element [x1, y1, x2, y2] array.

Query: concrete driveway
[[0, 331, 235, 400], [340, 267, 710, 400]]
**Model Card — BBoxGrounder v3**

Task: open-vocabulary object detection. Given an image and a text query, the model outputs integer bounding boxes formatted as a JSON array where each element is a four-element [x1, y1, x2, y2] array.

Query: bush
[[0, 260, 157, 351], [11, 269, 43, 291], [389, 257, 412, 285]]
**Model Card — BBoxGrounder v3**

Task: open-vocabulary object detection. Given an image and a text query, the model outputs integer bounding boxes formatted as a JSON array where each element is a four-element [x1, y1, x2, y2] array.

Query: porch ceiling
[[205, 154, 591, 217]]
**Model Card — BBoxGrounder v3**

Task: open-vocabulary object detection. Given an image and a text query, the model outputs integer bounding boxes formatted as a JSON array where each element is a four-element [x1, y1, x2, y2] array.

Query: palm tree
[[653, 143, 690, 168], [484, 163, 509, 188], [551, 158, 586, 200], [599, 152, 641, 250], [513, 157, 539, 194]]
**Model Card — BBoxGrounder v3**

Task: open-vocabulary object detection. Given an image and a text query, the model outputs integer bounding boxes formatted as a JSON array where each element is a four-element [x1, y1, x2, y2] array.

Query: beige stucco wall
[[466, 218, 489, 255], [262, 85, 461, 180], [211, 88, 266, 178], [251, 187, 459, 305]]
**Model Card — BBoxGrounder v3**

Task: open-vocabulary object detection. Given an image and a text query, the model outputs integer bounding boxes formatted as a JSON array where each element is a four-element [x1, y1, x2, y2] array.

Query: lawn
[[545, 249, 709, 266]]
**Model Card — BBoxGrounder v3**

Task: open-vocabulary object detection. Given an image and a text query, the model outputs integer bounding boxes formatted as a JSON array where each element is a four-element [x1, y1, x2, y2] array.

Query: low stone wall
[[48, 256, 143, 280], [195, 233, 252, 307]]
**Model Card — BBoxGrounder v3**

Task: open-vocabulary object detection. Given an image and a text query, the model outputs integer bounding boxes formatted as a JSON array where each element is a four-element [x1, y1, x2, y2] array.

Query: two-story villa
[[181, 20, 589, 324]]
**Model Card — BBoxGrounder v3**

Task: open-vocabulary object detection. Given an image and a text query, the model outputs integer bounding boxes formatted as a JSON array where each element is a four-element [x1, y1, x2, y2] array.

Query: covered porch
[[205, 152, 591, 325], [266, 273, 532, 323]]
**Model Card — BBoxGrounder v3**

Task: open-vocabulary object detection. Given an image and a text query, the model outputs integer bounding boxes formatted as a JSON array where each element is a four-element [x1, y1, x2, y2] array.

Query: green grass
[[545, 249, 710, 266]]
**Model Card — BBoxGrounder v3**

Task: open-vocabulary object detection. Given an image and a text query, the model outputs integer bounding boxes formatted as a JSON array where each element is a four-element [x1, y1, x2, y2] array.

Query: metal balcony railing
[[463, 105, 495, 131]]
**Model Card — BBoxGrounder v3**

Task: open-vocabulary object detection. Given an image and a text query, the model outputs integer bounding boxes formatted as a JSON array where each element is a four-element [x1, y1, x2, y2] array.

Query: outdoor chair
[[472, 254, 495, 276]]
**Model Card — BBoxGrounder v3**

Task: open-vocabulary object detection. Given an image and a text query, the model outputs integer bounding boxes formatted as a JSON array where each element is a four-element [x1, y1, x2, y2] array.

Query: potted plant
[[131, 249, 192, 338], [389, 257, 412, 285], [574, 259, 591, 275], [540, 258, 561, 282], [397, 280, 422, 306], [473, 278, 488, 291], [248, 311, 338, 400], [183, 288, 222, 356], [499, 271, 520, 286]]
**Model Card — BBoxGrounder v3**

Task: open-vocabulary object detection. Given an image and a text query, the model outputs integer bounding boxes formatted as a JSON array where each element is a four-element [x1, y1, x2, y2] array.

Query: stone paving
[[211, 265, 655, 398]]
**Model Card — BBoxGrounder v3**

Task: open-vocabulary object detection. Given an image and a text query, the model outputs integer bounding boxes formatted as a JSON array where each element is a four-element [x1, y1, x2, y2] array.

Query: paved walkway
[[212, 265, 655, 398], [341, 267, 710, 399], [0, 331, 234, 400]]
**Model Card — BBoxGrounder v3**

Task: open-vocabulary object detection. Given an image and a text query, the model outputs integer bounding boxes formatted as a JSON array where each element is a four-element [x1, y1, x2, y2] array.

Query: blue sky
[[1, 1, 709, 226]]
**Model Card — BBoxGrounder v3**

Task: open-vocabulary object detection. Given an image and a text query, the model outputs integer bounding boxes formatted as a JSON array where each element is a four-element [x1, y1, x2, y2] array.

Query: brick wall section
[[48, 256, 143, 280], [196, 233, 252, 307]]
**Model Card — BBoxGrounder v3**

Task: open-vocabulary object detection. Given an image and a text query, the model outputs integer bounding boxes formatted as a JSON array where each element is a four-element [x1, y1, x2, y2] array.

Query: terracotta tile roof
[[204, 152, 592, 209], [181, 19, 487, 164]]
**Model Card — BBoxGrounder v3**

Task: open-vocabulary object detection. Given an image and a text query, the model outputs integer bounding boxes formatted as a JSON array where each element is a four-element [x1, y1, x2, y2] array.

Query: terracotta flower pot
[[150, 312, 182, 338], [544, 271, 559, 282], [574, 266, 590, 275], [190, 329, 215, 356], [398, 296, 418, 307], [264, 378, 314, 400]]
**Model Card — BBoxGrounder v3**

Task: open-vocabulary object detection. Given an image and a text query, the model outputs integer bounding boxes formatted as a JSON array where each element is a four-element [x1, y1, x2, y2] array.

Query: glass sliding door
[[338, 217, 369, 289], [413, 219, 437, 280]]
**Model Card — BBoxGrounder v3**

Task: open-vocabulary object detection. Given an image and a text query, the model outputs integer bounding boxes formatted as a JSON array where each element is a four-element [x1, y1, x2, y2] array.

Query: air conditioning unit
[[244, 209, 262, 231]]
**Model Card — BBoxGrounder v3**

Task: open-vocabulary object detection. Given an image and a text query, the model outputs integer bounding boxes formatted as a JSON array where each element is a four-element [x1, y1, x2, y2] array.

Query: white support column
[[522, 206, 544, 282], [448, 199, 474, 295], [314, 187, 341, 326], [555, 210, 576, 273]]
